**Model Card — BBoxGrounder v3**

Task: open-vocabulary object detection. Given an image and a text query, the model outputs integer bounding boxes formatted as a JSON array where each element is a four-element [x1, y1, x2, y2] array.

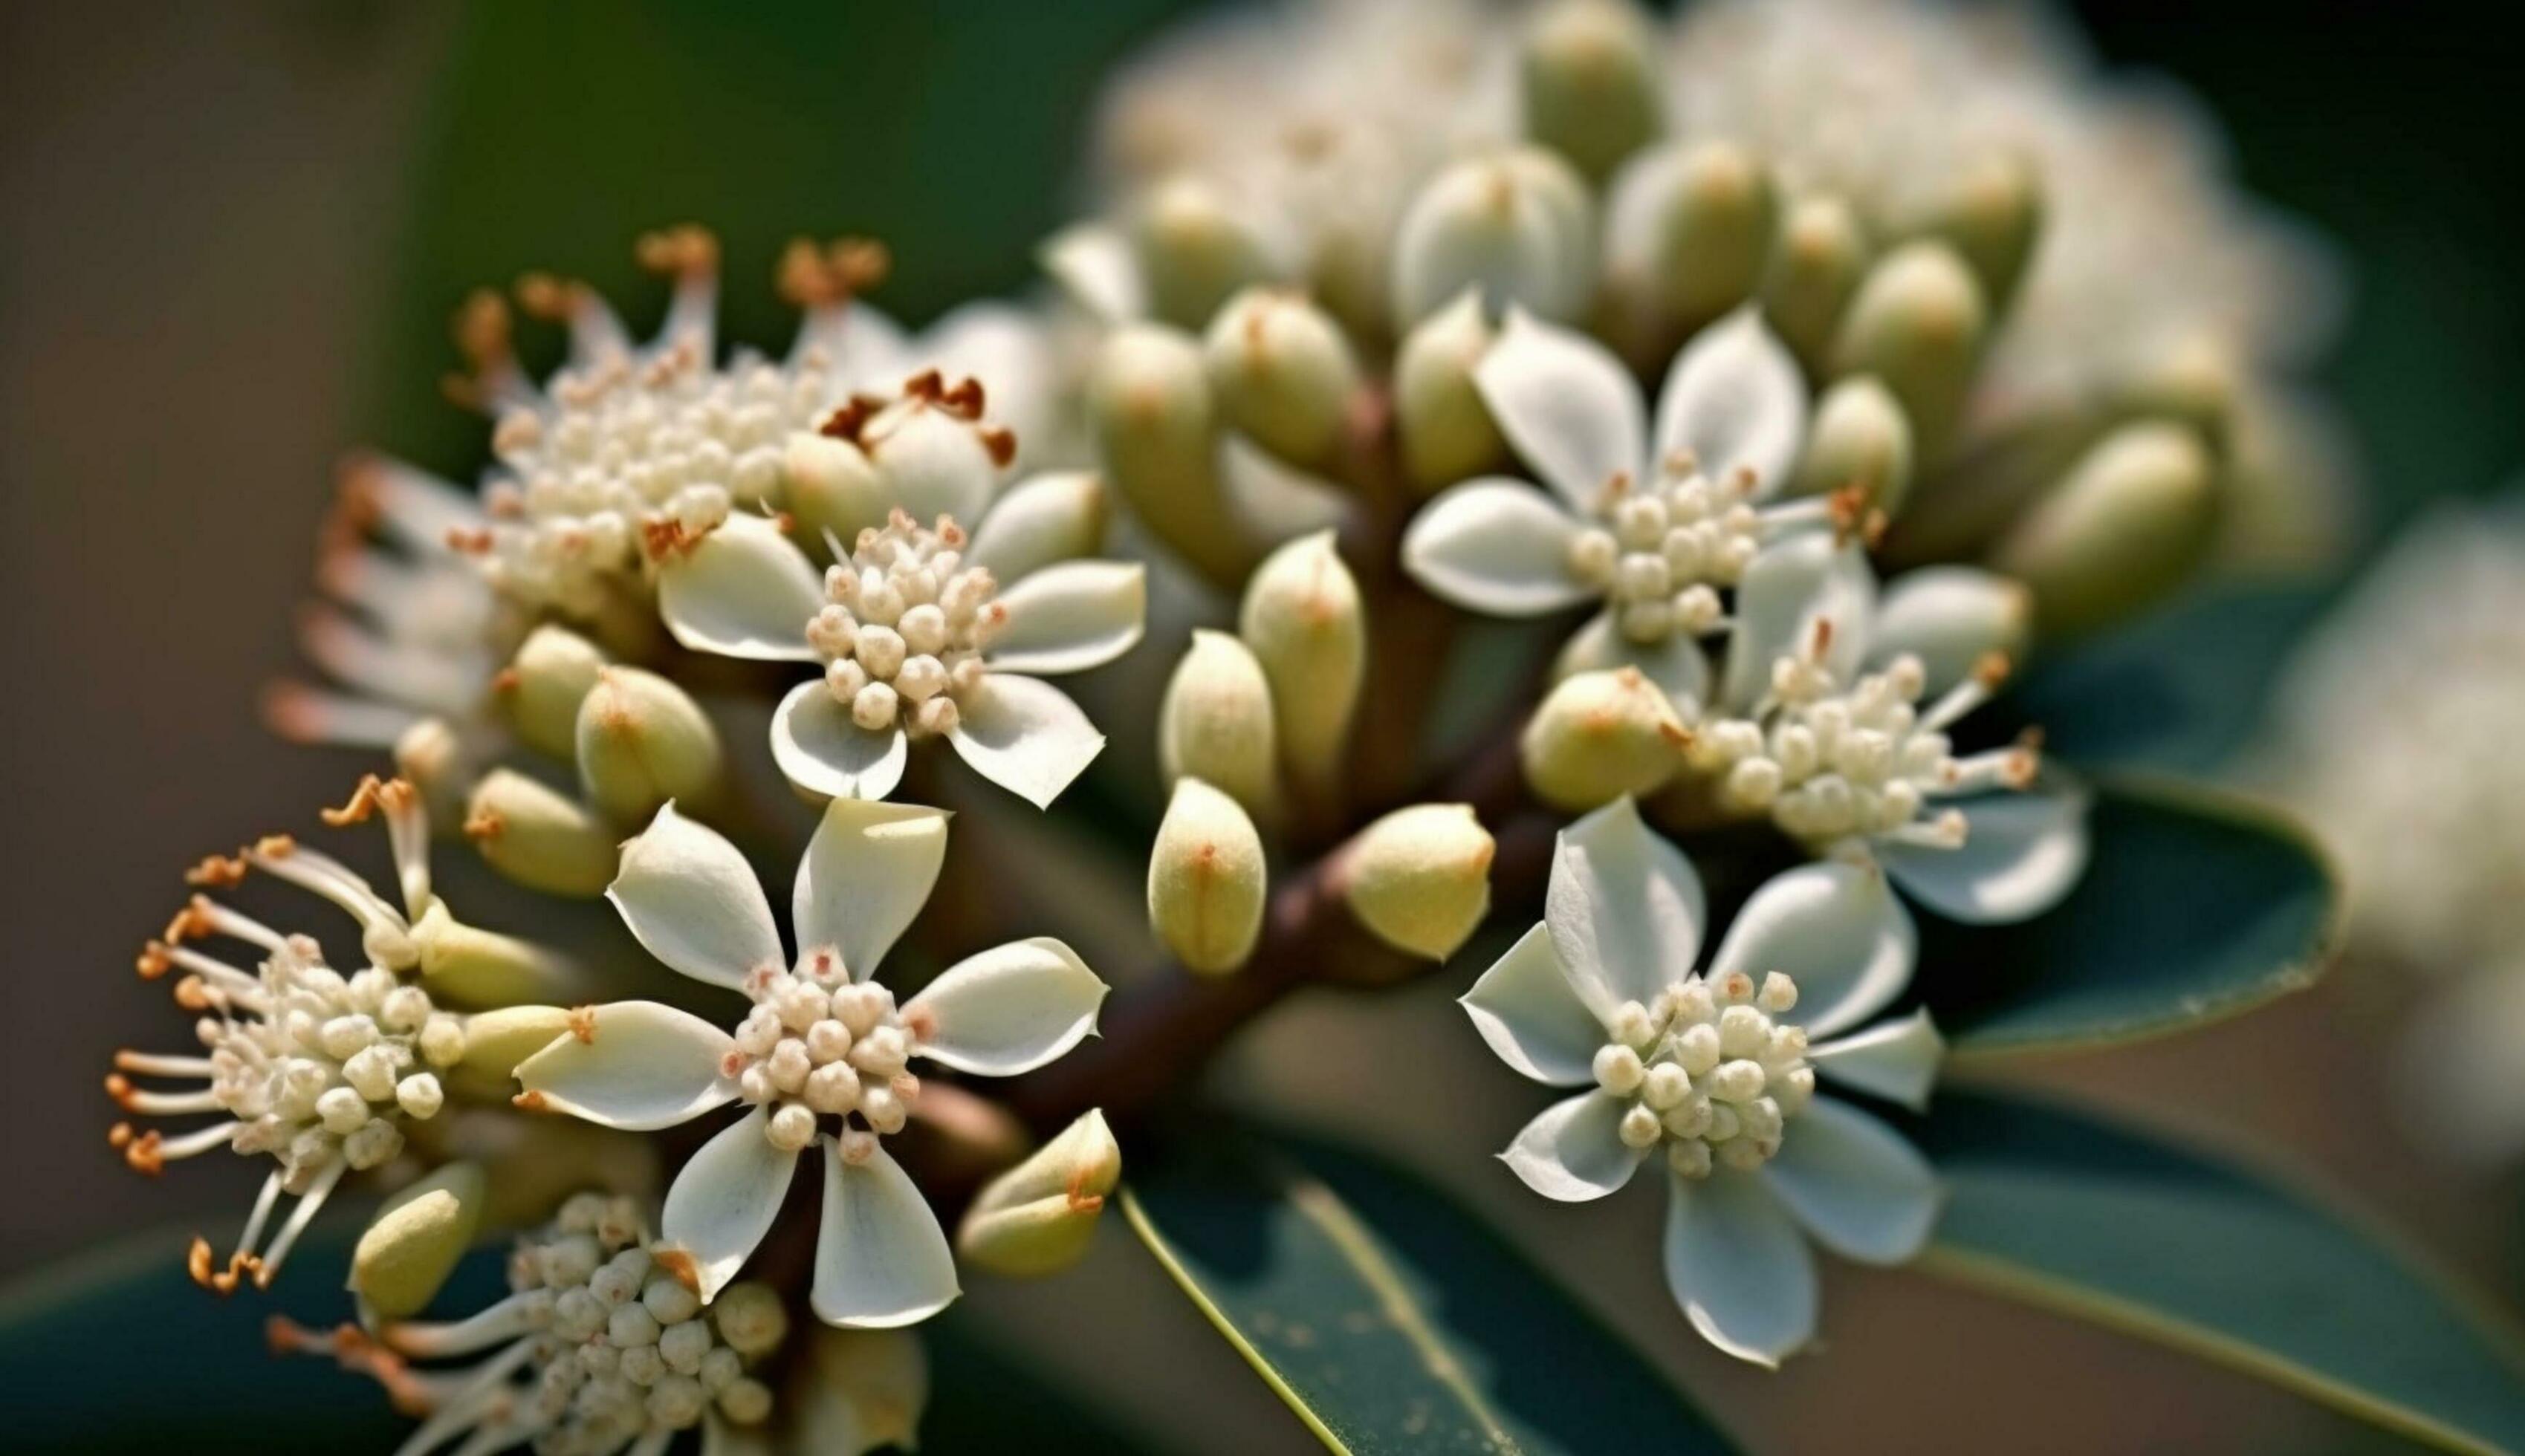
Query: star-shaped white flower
[[1462, 798, 1945, 1366], [1401, 306, 1823, 710], [515, 799, 1109, 1327]]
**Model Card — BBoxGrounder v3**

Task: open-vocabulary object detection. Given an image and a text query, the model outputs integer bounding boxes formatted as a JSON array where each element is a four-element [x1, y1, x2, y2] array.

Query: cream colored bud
[[411, 905, 581, 1012], [1135, 175, 1277, 329], [1831, 240, 1987, 462], [2113, 331, 2239, 450], [1760, 195, 1870, 375], [1086, 323, 1253, 590], [462, 769, 618, 897], [956, 1109, 1124, 1278], [1793, 375, 1914, 519], [1871, 567, 2034, 698], [1991, 421, 2217, 638], [965, 469, 1110, 585], [575, 666, 724, 825], [450, 1004, 576, 1100], [392, 716, 474, 827], [1342, 804, 1496, 961], [1392, 147, 1595, 328], [501, 625, 606, 761], [1203, 287, 1362, 468], [1520, 667, 1690, 811], [1604, 140, 1777, 334], [1521, 0, 1662, 181], [1238, 530, 1366, 793], [1905, 152, 2043, 317], [1149, 779, 1268, 975], [782, 430, 889, 550], [788, 1327, 927, 1456], [1396, 289, 1508, 491], [1159, 628, 1280, 817], [351, 1160, 486, 1319]]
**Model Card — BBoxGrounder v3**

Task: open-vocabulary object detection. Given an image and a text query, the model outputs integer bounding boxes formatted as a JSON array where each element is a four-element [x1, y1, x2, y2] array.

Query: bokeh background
[[4, 2, 2521, 1450]]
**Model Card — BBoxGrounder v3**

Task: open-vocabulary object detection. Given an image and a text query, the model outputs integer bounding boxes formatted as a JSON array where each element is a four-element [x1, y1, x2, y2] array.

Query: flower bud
[[965, 469, 1110, 585], [1086, 323, 1253, 589], [1395, 289, 1507, 491], [1135, 175, 1277, 329], [1991, 420, 2217, 637], [1520, 0, 1663, 182], [462, 769, 618, 897], [782, 430, 889, 549], [1760, 195, 1870, 376], [1904, 152, 2043, 317], [1342, 804, 1496, 961], [2112, 331, 2238, 451], [499, 625, 606, 761], [1830, 240, 1987, 462], [1148, 779, 1268, 975], [437, 1109, 660, 1230], [412, 903, 583, 1010], [451, 1004, 576, 1099], [1870, 566, 2033, 697], [956, 1109, 1123, 1278], [575, 666, 725, 826], [392, 716, 475, 826], [1203, 287, 1362, 468], [1792, 375, 1915, 519], [1159, 629, 1280, 818], [351, 1160, 486, 1319], [1392, 147, 1594, 328], [1520, 667, 1689, 811], [1604, 140, 1777, 337], [788, 1327, 928, 1456], [1238, 530, 1365, 793]]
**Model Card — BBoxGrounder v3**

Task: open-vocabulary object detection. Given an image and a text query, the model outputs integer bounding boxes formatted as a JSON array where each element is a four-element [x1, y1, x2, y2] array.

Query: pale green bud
[[499, 625, 606, 761], [788, 1327, 927, 1456], [1342, 804, 1496, 961], [1793, 375, 1915, 519], [351, 1160, 486, 1319], [1520, 667, 1689, 812], [1395, 288, 1508, 492], [1148, 779, 1268, 975], [1135, 176, 1277, 329], [1904, 152, 2043, 317], [1392, 146, 1595, 328], [1085, 323, 1253, 589], [1238, 530, 1366, 793], [955, 1109, 1124, 1278], [392, 716, 474, 828], [782, 429, 888, 550], [1871, 567, 2033, 695], [433, 1108, 661, 1231], [1831, 240, 1987, 462], [462, 769, 618, 897], [451, 1004, 576, 1100], [1203, 287, 1362, 468], [965, 469, 1110, 585], [1604, 140, 1778, 336], [412, 905, 582, 1010], [574, 666, 724, 826], [2112, 331, 2239, 450], [1520, 0, 1663, 182], [1159, 629, 1280, 819], [1760, 194, 1870, 375], [1991, 421, 2216, 637]]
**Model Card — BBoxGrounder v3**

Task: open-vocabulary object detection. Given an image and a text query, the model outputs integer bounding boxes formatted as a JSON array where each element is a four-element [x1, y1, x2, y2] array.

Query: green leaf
[[1924, 777, 2341, 1060], [1123, 1128, 1739, 1455], [1913, 1090, 2525, 1455]]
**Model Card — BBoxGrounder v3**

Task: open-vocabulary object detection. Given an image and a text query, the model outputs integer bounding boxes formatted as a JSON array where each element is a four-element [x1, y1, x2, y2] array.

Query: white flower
[[1462, 797, 1944, 1365], [108, 778, 467, 1293], [1400, 306, 1821, 711], [275, 1191, 806, 1456], [1690, 533, 2089, 926], [515, 800, 1109, 1326]]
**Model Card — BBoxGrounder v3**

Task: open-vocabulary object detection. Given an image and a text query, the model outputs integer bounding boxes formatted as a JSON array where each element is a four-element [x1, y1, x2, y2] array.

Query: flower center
[[808, 508, 1006, 740], [1566, 461, 1764, 643], [725, 952, 928, 1155], [1592, 969, 1812, 1177]]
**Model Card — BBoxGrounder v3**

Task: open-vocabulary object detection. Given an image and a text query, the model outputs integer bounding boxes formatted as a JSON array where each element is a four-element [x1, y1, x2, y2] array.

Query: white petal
[[609, 804, 782, 990], [1865, 566, 2033, 699], [1720, 533, 1877, 713], [1664, 1169, 1817, 1367], [1473, 308, 1647, 513], [1039, 221, 1147, 324], [988, 561, 1147, 676], [966, 470, 1109, 585], [1460, 923, 1607, 1087], [1401, 479, 1591, 615], [1545, 797, 1706, 1015], [1501, 1091, 1646, 1202], [794, 798, 950, 983], [1809, 1010, 1945, 1111], [662, 1107, 801, 1301], [657, 514, 823, 663], [1221, 432, 1355, 543], [771, 681, 910, 803], [1763, 1100, 1942, 1265], [1708, 862, 1915, 1039], [1553, 611, 1711, 715], [946, 673, 1104, 809], [1652, 308, 1809, 498], [1881, 784, 2090, 925], [812, 1140, 961, 1327], [901, 937, 1107, 1076], [515, 1002, 739, 1131]]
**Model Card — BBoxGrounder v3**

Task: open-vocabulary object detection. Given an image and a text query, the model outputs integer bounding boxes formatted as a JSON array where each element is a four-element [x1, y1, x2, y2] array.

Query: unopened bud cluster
[[1590, 969, 1813, 1177], [810, 510, 1005, 740], [1568, 455, 1763, 643], [728, 954, 926, 1153]]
